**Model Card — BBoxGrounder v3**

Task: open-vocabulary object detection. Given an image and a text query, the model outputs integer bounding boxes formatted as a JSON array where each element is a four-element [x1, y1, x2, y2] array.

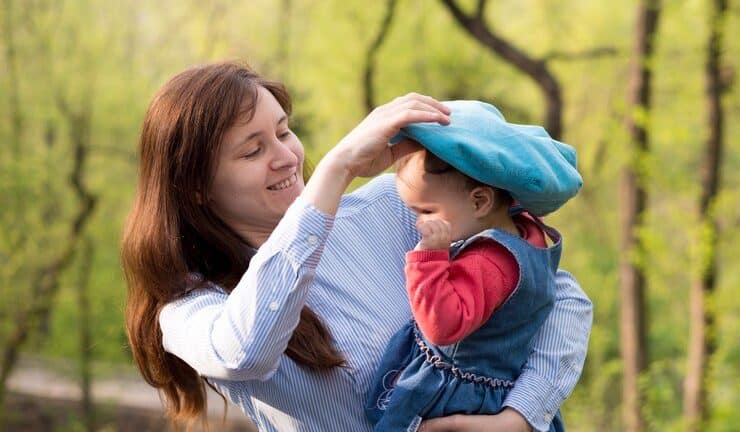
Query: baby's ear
[[470, 186, 494, 217]]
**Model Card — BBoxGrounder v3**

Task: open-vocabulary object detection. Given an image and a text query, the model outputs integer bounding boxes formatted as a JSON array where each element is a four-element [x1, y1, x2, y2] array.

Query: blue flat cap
[[393, 100, 582, 216]]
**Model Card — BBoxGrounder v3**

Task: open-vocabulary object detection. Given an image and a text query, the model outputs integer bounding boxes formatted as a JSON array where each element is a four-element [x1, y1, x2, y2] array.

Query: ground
[[2, 357, 257, 431], [3, 392, 254, 431]]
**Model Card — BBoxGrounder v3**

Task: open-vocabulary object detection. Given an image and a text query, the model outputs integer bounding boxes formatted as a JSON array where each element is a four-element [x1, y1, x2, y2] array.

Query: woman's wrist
[[419, 408, 533, 432], [321, 147, 356, 181], [301, 150, 354, 215], [497, 408, 533, 432]]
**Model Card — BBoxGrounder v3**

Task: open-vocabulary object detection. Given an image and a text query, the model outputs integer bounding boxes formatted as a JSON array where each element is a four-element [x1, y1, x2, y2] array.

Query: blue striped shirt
[[159, 174, 592, 432]]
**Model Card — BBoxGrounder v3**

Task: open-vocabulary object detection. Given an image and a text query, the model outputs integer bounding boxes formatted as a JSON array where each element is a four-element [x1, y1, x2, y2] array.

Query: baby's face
[[396, 154, 481, 242]]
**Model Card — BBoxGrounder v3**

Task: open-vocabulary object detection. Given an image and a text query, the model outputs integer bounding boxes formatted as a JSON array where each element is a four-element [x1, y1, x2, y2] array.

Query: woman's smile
[[268, 172, 298, 191]]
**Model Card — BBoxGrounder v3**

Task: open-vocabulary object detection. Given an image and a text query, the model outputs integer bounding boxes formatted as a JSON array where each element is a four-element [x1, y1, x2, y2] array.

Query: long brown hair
[[121, 62, 345, 425]]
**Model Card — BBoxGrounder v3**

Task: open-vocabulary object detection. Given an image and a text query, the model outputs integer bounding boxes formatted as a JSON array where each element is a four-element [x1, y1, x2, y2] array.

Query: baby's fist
[[416, 218, 452, 250]]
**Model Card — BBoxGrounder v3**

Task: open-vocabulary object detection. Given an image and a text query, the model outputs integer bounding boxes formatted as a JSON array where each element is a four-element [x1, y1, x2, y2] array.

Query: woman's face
[[209, 86, 305, 245]]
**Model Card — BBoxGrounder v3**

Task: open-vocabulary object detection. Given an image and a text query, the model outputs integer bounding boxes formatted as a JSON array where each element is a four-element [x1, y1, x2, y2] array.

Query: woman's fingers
[[410, 93, 452, 114], [418, 414, 462, 431], [376, 95, 451, 127], [419, 410, 533, 432], [394, 98, 450, 117], [386, 92, 452, 115], [367, 94, 451, 142], [325, 92, 449, 180], [390, 108, 450, 130]]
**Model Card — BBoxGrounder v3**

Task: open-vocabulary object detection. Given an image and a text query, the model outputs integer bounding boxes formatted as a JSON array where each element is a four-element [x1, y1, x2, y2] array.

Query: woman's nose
[[269, 139, 299, 171]]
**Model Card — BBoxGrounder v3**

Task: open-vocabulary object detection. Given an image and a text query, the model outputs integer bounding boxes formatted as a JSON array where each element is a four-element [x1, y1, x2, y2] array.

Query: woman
[[122, 62, 592, 432]]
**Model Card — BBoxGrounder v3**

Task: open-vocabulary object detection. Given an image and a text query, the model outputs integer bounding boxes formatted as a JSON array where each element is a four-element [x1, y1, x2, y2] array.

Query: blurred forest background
[[0, 0, 738, 431]]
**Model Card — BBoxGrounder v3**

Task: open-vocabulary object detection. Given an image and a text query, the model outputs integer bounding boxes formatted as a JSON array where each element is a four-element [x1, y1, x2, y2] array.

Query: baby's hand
[[415, 218, 452, 250]]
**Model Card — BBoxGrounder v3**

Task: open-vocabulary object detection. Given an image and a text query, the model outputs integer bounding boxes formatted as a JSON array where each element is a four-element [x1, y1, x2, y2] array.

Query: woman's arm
[[159, 195, 334, 381], [502, 270, 592, 431], [302, 94, 449, 215], [421, 408, 531, 432], [160, 94, 449, 381]]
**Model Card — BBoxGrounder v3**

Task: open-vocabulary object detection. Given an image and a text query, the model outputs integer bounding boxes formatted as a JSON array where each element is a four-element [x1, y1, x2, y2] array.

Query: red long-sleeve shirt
[[405, 214, 547, 346]]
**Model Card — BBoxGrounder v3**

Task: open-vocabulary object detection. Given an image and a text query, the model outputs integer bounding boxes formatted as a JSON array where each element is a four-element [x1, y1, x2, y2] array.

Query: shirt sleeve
[[405, 241, 517, 346], [503, 270, 593, 431], [159, 195, 334, 381]]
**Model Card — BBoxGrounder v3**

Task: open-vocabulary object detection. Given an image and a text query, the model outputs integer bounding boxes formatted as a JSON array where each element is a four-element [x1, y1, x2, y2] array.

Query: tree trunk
[[439, 0, 563, 139], [276, 0, 292, 79], [363, 0, 399, 113], [77, 236, 95, 432], [619, 1, 660, 432], [1, 0, 29, 258], [0, 98, 97, 412], [2, 0, 22, 158], [683, 0, 727, 430]]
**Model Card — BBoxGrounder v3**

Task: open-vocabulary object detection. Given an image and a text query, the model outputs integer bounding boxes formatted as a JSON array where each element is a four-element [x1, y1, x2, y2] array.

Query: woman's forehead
[[234, 87, 282, 125], [222, 89, 287, 150]]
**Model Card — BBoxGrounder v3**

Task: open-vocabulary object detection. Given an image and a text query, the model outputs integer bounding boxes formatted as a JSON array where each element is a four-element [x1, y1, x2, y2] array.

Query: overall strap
[[508, 204, 561, 244]]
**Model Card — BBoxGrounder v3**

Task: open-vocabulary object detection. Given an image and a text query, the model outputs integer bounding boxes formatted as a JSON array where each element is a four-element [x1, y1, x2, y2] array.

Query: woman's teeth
[[268, 173, 297, 191]]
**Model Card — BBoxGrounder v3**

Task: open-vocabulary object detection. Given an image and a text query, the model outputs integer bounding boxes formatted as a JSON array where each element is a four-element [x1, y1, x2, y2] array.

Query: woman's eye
[[278, 130, 292, 139], [242, 147, 261, 158]]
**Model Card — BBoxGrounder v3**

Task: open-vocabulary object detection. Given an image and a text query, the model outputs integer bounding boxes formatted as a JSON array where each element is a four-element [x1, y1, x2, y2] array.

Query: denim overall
[[365, 209, 565, 432]]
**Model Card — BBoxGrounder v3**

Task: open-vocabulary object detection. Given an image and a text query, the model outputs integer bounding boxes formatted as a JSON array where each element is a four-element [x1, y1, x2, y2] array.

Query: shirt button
[[307, 235, 318, 245], [269, 301, 279, 311], [544, 413, 553, 423]]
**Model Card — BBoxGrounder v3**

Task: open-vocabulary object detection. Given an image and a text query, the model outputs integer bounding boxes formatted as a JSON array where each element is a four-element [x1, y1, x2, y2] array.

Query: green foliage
[[1, 0, 739, 430]]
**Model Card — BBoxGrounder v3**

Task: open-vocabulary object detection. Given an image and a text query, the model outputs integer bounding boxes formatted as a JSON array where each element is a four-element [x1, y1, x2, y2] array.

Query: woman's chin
[[270, 182, 304, 211]]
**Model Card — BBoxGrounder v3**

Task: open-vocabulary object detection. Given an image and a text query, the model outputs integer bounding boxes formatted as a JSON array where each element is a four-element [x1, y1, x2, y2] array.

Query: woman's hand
[[303, 93, 448, 216], [327, 93, 450, 179], [419, 408, 533, 432]]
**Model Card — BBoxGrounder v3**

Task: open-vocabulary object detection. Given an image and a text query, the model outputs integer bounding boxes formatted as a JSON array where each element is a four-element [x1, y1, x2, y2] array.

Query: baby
[[365, 100, 583, 432]]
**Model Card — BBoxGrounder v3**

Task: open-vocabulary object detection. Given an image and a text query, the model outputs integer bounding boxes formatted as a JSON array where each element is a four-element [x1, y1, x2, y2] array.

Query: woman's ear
[[470, 186, 494, 217]]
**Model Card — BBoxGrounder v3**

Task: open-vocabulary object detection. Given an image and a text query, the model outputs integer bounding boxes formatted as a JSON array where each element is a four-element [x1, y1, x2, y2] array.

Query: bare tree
[[276, 0, 293, 79], [0, 95, 98, 410], [363, 0, 399, 113], [1, 0, 28, 259], [439, 0, 563, 138], [543, 47, 619, 62], [77, 236, 95, 432], [683, 0, 729, 430], [2, 0, 22, 158], [619, 1, 661, 431]]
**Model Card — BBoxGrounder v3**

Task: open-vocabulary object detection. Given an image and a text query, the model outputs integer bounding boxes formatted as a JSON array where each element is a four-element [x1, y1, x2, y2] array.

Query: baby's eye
[[419, 209, 433, 215]]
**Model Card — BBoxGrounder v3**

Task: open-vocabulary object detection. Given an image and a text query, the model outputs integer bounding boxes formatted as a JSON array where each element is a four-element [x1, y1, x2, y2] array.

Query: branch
[[544, 46, 620, 61], [0, 95, 98, 405], [363, 0, 399, 113], [90, 144, 137, 163], [277, 0, 292, 77], [476, 0, 488, 19], [439, 0, 563, 138], [2, 0, 22, 157], [440, 0, 532, 65]]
